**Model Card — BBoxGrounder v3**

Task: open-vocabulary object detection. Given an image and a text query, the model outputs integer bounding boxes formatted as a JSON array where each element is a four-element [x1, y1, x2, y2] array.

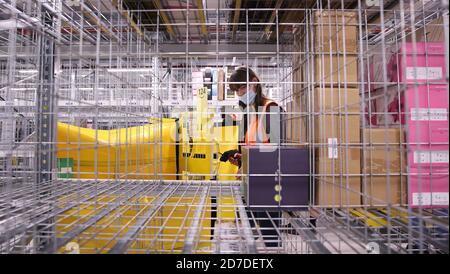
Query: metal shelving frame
[[0, 0, 448, 254]]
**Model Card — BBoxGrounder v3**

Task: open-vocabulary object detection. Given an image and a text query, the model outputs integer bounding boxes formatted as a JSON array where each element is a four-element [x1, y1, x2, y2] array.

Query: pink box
[[407, 144, 449, 169], [404, 84, 449, 144], [409, 167, 449, 208], [389, 42, 447, 84], [371, 85, 449, 139]]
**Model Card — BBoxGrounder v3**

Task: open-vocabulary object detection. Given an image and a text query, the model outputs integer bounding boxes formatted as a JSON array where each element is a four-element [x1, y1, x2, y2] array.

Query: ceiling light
[[10, 88, 35, 91], [18, 69, 38, 73], [78, 87, 105, 91], [107, 68, 152, 73]]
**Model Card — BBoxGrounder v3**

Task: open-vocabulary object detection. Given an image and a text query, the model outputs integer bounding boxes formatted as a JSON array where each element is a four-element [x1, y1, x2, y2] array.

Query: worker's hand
[[220, 149, 241, 166], [229, 153, 241, 167], [235, 167, 242, 180]]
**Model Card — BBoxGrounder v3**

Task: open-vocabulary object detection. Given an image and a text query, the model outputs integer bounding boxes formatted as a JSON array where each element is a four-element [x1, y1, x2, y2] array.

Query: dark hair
[[229, 66, 268, 107]]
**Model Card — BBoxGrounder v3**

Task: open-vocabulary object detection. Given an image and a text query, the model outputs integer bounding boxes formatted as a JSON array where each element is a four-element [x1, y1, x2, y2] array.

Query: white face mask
[[238, 89, 256, 105]]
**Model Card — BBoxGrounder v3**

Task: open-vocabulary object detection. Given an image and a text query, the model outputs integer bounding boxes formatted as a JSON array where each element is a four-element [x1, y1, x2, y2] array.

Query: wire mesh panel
[[0, 0, 448, 254]]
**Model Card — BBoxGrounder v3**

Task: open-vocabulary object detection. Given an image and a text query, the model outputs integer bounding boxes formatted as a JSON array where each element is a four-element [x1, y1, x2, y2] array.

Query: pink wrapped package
[[388, 42, 447, 84], [404, 84, 449, 144], [409, 167, 449, 208], [407, 144, 449, 169]]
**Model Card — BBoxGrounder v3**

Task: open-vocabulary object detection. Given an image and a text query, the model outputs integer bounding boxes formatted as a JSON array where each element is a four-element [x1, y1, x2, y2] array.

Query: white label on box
[[406, 67, 443, 80], [412, 192, 449, 206], [328, 138, 338, 159], [411, 108, 448, 121], [60, 167, 72, 173], [413, 151, 449, 164], [365, 0, 380, 7]]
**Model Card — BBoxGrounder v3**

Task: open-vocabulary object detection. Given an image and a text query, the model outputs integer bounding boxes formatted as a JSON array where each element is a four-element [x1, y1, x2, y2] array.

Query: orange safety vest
[[229, 99, 276, 144]]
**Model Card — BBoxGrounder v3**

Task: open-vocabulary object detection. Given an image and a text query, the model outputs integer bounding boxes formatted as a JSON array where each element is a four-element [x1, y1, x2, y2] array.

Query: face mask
[[238, 89, 256, 105]]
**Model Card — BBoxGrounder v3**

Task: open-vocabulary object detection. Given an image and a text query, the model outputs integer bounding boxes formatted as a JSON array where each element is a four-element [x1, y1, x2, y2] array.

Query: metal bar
[[152, 0, 177, 41], [287, 212, 331, 254], [233, 187, 257, 254], [182, 188, 208, 253], [261, 0, 284, 41], [111, 0, 150, 43], [108, 183, 179, 254], [375, 209, 449, 253], [195, 0, 208, 40], [44, 181, 155, 253], [231, 0, 242, 42], [332, 209, 397, 254]]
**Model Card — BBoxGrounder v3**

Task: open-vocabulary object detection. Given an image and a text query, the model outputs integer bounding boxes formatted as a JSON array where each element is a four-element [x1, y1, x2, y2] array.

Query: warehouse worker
[[224, 66, 283, 248], [229, 67, 282, 147]]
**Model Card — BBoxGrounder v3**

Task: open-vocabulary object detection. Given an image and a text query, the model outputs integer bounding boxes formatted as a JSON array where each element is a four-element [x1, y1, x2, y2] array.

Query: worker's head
[[229, 66, 265, 106]]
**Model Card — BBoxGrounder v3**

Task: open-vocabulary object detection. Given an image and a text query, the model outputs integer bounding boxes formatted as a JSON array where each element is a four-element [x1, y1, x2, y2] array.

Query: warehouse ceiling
[[0, 0, 446, 50], [119, 0, 356, 44], [116, 0, 427, 44]]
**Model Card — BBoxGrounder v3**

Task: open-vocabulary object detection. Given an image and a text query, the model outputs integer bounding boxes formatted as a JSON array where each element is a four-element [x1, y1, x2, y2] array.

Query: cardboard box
[[316, 146, 361, 175], [313, 87, 360, 113], [362, 175, 407, 206], [286, 101, 292, 141], [361, 128, 406, 174], [313, 114, 361, 144], [361, 128, 407, 206], [314, 10, 358, 53], [298, 117, 308, 144], [289, 93, 308, 143], [314, 54, 358, 87], [294, 11, 358, 89], [362, 144, 406, 173], [315, 177, 361, 206], [292, 97, 300, 142], [413, 17, 445, 42]]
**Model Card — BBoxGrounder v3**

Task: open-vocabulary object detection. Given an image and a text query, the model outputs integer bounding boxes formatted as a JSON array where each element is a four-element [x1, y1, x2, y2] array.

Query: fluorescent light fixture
[[107, 68, 152, 73], [18, 69, 38, 74], [10, 88, 35, 91], [138, 87, 152, 90], [78, 88, 105, 91]]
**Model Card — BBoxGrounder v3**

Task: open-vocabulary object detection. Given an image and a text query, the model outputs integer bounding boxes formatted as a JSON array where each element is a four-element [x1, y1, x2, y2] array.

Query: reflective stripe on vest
[[244, 99, 276, 144]]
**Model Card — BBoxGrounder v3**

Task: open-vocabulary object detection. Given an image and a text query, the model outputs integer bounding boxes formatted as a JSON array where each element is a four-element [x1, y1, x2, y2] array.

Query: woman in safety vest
[[224, 66, 284, 248]]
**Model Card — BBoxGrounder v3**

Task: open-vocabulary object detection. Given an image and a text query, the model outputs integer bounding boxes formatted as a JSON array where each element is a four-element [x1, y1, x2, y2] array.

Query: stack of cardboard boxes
[[291, 11, 362, 207], [290, 11, 448, 208]]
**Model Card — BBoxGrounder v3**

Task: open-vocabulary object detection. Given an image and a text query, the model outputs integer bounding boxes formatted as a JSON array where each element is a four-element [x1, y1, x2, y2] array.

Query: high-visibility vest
[[229, 99, 278, 144], [244, 99, 277, 144], [231, 99, 277, 145]]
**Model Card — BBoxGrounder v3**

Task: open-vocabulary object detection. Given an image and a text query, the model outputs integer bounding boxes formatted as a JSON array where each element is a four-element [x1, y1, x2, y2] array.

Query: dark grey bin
[[241, 146, 310, 211]]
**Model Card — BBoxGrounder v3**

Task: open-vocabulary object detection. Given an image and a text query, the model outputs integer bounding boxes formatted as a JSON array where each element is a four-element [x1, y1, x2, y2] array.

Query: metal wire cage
[[0, 0, 448, 254]]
